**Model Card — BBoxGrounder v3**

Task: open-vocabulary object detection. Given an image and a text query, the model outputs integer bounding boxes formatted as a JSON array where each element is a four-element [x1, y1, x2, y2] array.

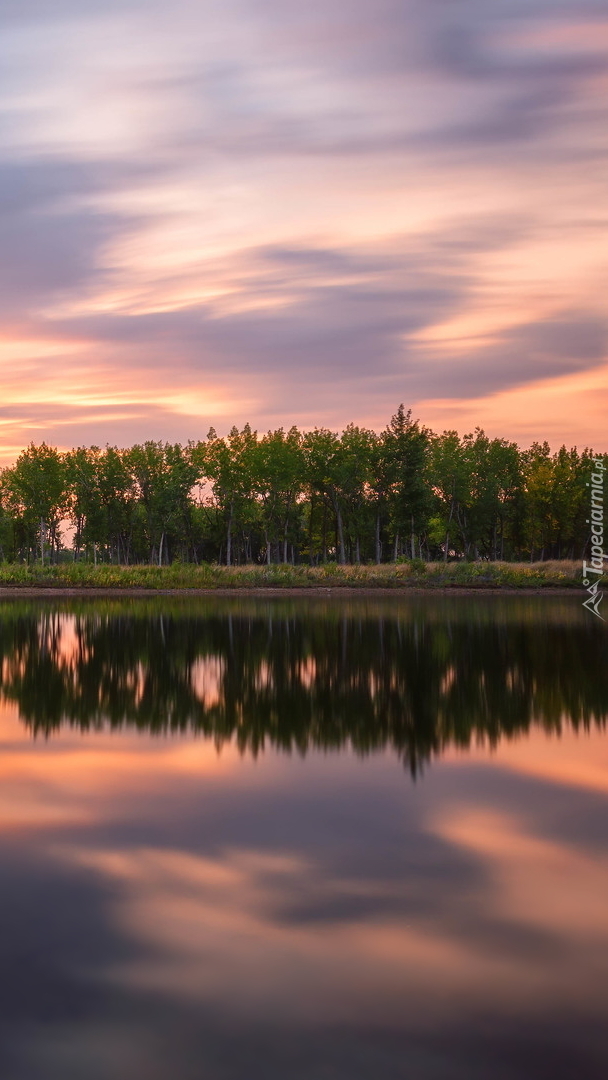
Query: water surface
[[0, 595, 606, 1079]]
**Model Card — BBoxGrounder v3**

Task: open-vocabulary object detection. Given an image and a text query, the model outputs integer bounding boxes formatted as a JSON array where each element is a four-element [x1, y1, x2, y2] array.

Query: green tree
[[128, 441, 200, 564], [460, 430, 522, 560], [303, 428, 347, 564], [429, 431, 471, 561], [252, 427, 304, 564], [385, 405, 430, 560], [4, 443, 66, 563], [203, 425, 257, 565], [521, 442, 554, 561], [64, 446, 105, 560], [337, 424, 375, 563]]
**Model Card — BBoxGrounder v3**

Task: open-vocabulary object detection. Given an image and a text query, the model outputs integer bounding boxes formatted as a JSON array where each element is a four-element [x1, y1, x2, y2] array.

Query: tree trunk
[[444, 498, 455, 563], [336, 506, 346, 565], [226, 503, 233, 566], [40, 518, 45, 565], [375, 513, 381, 564], [158, 531, 165, 567]]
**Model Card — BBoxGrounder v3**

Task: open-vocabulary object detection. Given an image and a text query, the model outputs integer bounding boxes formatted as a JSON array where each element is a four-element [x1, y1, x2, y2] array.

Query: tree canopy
[[0, 409, 603, 565]]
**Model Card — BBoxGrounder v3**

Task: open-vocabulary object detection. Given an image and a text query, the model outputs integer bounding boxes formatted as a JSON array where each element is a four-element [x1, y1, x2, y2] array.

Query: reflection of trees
[[0, 600, 606, 774]]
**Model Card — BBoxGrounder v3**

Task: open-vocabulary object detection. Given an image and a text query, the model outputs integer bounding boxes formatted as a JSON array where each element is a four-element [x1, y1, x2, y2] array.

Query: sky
[[0, 0, 607, 463]]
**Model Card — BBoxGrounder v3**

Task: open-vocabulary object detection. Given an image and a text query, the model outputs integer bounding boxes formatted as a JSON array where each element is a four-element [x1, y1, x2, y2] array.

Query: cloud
[[0, 159, 155, 324], [404, 311, 608, 399], [43, 231, 605, 400], [0, 0, 606, 453]]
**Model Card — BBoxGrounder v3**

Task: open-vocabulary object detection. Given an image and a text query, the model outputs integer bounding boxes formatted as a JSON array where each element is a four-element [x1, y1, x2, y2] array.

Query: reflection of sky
[[0, 0, 607, 460], [1, 701, 607, 1078]]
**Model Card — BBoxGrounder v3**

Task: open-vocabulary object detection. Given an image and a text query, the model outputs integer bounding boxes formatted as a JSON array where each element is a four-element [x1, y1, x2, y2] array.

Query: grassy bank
[[0, 560, 582, 590]]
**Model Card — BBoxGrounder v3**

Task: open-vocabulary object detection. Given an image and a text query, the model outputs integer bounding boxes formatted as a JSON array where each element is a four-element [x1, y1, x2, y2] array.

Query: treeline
[[0, 406, 604, 565]]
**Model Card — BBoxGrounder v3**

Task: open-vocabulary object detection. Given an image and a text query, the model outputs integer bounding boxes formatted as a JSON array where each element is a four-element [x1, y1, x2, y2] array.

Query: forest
[[0, 406, 604, 566]]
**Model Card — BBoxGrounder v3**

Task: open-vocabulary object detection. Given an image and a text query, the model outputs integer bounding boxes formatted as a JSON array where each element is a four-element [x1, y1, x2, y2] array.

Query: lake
[[0, 594, 606, 1079]]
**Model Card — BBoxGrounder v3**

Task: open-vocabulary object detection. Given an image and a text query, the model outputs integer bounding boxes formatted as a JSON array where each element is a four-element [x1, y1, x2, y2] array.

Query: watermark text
[[582, 459, 605, 619]]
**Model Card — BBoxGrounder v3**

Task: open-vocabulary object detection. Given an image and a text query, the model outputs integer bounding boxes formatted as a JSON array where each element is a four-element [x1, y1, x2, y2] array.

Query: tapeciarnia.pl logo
[[582, 458, 605, 620]]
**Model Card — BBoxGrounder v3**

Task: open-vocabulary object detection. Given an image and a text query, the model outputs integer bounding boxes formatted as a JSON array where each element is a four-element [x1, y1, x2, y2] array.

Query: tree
[[336, 425, 375, 563], [64, 447, 105, 560], [252, 427, 304, 564], [4, 443, 66, 563], [127, 441, 200, 564], [459, 430, 521, 560], [385, 405, 430, 560], [203, 425, 257, 565], [303, 429, 348, 564], [428, 431, 470, 561]]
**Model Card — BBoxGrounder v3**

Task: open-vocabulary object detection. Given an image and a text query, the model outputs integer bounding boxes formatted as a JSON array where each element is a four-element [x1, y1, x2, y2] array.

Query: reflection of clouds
[[0, 699, 245, 830], [444, 726, 608, 796], [1, 677, 608, 1072], [12, 1024, 163, 1080], [435, 808, 608, 940], [53, 754, 608, 1029], [56, 842, 530, 1023]]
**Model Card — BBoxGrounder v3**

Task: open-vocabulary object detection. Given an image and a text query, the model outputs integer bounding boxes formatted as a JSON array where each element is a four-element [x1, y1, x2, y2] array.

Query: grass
[[0, 559, 583, 590]]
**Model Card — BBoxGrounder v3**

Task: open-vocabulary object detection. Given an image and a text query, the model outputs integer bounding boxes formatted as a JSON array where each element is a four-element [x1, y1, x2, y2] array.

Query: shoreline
[[0, 585, 582, 598]]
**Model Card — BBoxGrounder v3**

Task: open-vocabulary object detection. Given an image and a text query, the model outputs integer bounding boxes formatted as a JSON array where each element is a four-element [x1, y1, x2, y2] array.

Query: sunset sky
[[1, 0, 607, 463]]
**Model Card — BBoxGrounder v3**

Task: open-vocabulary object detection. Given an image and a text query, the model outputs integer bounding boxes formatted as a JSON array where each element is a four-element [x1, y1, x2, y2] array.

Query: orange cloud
[[0, 0, 606, 455]]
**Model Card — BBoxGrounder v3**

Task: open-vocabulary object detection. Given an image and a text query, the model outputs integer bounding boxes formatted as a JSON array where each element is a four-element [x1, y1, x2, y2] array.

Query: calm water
[[0, 594, 607, 1080]]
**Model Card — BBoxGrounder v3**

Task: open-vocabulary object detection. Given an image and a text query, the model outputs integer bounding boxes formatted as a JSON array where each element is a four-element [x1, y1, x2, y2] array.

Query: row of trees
[[0, 407, 604, 565]]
